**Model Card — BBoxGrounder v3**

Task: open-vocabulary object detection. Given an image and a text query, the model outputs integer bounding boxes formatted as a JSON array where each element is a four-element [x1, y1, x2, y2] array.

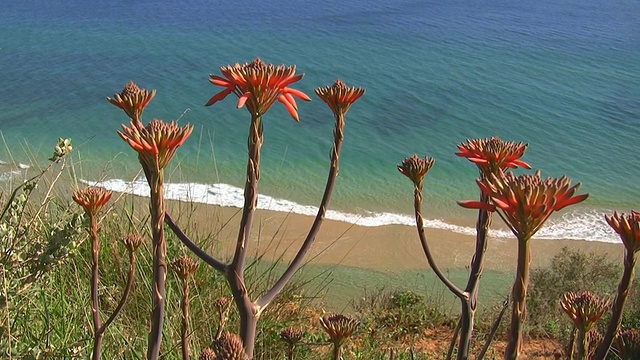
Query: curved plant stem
[[99, 250, 136, 334], [164, 213, 227, 272], [593, 250, 637, 360], [258, 111, 345, 309]]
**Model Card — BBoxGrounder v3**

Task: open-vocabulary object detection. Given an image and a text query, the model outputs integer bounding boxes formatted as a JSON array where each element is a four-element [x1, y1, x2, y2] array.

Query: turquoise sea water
[[1, 0, 639, 242]]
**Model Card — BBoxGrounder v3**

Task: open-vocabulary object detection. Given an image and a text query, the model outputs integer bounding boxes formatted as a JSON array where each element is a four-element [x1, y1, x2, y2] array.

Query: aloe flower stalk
[[459, 171, 588, 359], [280, 327, 304, 360], [320, 314, 359, 360], [107, 81, 156, 128], [171, 256, 200, 360], [72, 187, 112, 360], [593, 211, 640, 359], [163, 63, 363, 358], [451, 137, 530, 360], [118, 119, 193, 360], [561, 291, 610, 359], [213, 297, 232, 341]]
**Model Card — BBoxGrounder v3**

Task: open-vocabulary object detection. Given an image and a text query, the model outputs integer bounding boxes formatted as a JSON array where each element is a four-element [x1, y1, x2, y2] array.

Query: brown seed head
[[319, 314, 359, 346], [121, 234, 144, 253], [118, 119, 193, 171], [456, 137, 530, 177], [170, 255, 199, 280], [397, 154, 435, 189], [605, 211, 640, 254], [72, 187, 112, 217], [211, 332, 248, 360], [280, 327, 304, 345], [199, 347, 216, 360], [213, 296, 231, 312], [614, 328, 640, 359], [315, 79, 365, 117], [107, 81, 156, 123], [560, 291, 610, 332]]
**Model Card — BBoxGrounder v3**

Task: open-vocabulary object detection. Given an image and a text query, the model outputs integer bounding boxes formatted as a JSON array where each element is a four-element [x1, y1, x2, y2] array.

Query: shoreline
[[160, 197, 625, 274]]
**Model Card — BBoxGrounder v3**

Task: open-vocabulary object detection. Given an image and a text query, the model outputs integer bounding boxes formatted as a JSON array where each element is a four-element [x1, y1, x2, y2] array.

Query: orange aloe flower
[[118, 119, 193, 171], [605, 211, 640, 253], [397, 154, 435, 189], [456, 137, 531, 177], [107, 81, 156, 124], [73, 187, 112, 217], [561, 291, 610, 331], [459, 171, 588, 240], [315, 79, 366, 117], [206, 58, 311, 121]]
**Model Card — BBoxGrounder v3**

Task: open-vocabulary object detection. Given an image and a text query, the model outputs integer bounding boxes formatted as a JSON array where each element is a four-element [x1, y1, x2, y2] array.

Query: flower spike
[[206, 58, 310, 121], [315, 79, 366, 117], [459, 171, 588, 240], [107, 81, 156, 125], [72, 187, 112, 217], [605, 211, 640, 253], [118, 119, 193, 171], [456, 137, 530, 177], [397, 154, 435, 190]]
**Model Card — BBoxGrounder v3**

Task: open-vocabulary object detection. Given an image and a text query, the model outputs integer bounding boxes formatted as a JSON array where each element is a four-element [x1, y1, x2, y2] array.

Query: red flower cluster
[[206, 58, 311, 121], [72, 187, 112, 217], [456, 137, 530, 177], [315, 79, 365, 117], [605, 211, 640, 253], [460, 171, 588, 239]]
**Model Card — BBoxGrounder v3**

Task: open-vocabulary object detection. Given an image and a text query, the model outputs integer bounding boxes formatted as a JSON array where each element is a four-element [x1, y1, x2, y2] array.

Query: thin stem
[[147, 170, 167, 360], [90, 215, 103, 360], [180, 280, 191, 360], [593, 251, 637, 360], [447, 317, 461, 360], [477, 296, 509, 360], [231, 114, 263, 277], [332, 343, 342, 360], [575, 327, 587, 360], [164, 213, 227, 272], [413, 186, 464, 298], [99, 251, 136, 334], [258, 112, 345, 308], [504, 235, 532, 360]]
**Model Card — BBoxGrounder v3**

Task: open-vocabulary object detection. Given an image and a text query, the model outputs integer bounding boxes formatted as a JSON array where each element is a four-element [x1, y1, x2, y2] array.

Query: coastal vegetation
[[1, 58, 639, 359]]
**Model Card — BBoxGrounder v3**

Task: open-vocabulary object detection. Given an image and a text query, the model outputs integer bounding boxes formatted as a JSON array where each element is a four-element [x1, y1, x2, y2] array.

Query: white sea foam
[[82, 178, 621, 244], [18, 163, 30, 169], [0, 170, 22, 181]]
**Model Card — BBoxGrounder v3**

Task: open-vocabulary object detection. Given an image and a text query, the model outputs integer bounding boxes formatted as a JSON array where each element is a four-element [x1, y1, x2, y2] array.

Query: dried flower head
[[206, 58, 311, 121], [456, 137, 530, 177], [319, 314, 359, 346], [560, 291, 610, 332], [315, 79, 365, 117], [170, 255, 199, 280], [121, 234, 144, 253], [118, 119, 193, 171], [605, 211, 640, 253], [72, 187, 112, 217], [614, 328, 640, 360], [107, 81, 156, 123], [459, 171, 588, 240], [50, 138, 73, 163], [211, 332, 248, 360], [398, 154, 435, 190], [213, 296, 231, 312], [280, 327, 304, 345], [199, 348, 216, 360]]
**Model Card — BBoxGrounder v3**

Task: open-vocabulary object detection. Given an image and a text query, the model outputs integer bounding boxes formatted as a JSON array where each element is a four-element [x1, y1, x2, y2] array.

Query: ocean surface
[[1, 0, 638, 243]]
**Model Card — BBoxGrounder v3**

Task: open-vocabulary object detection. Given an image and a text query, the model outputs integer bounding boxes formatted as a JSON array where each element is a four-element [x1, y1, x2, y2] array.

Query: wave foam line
[[82, 178, 621, 244]]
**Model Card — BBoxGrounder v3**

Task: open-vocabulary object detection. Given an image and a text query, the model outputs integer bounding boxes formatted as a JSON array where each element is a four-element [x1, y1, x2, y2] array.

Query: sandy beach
[[161, 198, 625, 274]]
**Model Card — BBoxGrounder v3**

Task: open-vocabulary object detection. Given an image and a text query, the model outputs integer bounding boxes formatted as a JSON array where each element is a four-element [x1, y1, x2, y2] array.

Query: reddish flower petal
[[457, 200, 496, 212], [278, 94, 300, 121], [237, 92, 251, 109], [205, 88, 233, 107], [283, 87, 312, 101], [209, 75, 232, 87]]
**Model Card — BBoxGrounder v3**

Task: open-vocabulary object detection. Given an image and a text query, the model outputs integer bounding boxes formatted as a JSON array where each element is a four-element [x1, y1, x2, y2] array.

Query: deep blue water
[[1, 0, 639, 241]]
